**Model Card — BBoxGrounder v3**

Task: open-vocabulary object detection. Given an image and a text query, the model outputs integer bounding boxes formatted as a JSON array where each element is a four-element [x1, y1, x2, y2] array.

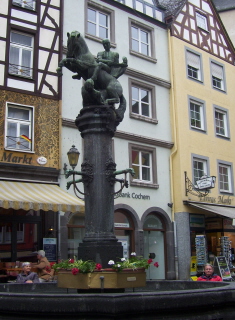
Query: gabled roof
[[212, 0, 235, 12], [159, 0, 186, 17], [164, 0, 235, 64]]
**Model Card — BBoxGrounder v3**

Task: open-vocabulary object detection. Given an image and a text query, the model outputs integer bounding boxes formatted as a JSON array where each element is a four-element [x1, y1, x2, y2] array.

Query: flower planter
[[57, 269, 146, 289]]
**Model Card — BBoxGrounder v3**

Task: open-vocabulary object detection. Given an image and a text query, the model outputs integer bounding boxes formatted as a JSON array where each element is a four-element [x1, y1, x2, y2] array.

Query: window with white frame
[[5, 104, 33, 152], [211, 62, 225, 91], [190, 99, 205, 131], [129, 144, 158, 188], [215, 108, 229, 138], [196, 12, 208, 31], [132, 149, 152, 182], [186, 50, 202, 81], [132, 85, 151, 117], [193, 158, 208, 185], [218, 163, 232, 193], [12, 0, 36, 10], [9, 31, 33, 78], [87, 7, 109, 39], [131, 25, 150, 56], [129, 79, 157, 123], [115, 0, 163, 21]]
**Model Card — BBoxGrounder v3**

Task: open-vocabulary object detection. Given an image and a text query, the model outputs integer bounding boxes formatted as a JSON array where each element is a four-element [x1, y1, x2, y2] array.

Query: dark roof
[[212, 0, 235, 12], [158, 0, 186, 17]]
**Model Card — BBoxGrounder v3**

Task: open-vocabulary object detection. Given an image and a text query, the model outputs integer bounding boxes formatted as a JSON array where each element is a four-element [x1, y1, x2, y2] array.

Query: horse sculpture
[[57, 31, 126, 122]]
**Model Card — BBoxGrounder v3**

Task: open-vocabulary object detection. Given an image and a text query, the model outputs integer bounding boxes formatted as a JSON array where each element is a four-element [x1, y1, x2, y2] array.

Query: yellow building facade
[[166, 0, 235, 279]]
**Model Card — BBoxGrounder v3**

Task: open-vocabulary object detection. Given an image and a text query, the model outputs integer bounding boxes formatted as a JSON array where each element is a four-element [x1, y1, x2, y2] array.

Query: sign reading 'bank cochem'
[[116, 192, 150, 200]]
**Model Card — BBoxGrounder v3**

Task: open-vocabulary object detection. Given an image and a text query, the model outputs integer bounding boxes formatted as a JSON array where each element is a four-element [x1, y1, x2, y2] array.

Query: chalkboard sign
[[43, 238, 57, 262], [213, 256, 232, 281]]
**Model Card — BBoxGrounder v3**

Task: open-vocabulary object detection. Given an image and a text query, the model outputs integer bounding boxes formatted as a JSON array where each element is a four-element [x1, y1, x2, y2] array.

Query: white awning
[[0, 181, 84, 213], [185, 201, 235, 219]]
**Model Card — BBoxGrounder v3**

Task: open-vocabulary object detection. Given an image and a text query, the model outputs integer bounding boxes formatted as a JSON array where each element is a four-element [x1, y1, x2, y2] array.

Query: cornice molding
[[62, 118, 174, 149], [125, 68, 171, 88]]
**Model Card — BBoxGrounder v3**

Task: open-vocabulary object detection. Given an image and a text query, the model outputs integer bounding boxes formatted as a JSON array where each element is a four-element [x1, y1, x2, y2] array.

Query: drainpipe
[[168, 28, 178, 279]]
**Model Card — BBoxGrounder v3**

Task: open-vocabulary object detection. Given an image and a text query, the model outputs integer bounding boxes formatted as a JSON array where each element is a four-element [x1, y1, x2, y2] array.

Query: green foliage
[[53, 258, 96, 274]]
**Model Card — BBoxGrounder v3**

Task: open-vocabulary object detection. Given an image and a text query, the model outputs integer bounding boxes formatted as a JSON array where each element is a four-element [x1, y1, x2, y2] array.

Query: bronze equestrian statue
[[57, 31, 127, 124]]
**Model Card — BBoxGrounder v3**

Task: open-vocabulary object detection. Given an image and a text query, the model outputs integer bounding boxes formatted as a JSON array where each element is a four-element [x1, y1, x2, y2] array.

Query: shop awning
[[0, 181, 84, 213], [184, 201, 235, 219]]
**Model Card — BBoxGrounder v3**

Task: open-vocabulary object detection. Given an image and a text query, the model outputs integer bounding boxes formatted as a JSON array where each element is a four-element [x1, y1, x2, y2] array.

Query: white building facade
[[59, 0, 175, 280]]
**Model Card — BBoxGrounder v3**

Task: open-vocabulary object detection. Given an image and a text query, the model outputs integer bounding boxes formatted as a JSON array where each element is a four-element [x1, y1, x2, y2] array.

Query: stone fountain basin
[[0, 281, 234, 319]]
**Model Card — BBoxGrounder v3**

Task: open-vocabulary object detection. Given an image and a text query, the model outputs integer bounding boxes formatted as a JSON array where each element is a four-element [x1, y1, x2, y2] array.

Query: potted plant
[[53, 254, 159, 289]]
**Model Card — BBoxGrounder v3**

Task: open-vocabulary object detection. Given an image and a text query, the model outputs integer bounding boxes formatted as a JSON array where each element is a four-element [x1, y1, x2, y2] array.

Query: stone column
[[75, 104, 123, 267]]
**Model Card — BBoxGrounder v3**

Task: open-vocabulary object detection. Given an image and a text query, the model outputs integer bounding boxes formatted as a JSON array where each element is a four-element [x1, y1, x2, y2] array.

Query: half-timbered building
[[0, 0, 84, 263], [163, 0, 235, 279]]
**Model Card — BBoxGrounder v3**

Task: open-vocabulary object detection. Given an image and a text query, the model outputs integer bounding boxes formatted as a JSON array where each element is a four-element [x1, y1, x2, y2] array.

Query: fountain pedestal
[[75, 104, 123, 267]]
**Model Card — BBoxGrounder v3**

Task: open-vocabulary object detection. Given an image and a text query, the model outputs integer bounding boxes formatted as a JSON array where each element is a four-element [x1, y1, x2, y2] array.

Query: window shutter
[[187, 51, 200, 69], [211, 63, 223, 79]]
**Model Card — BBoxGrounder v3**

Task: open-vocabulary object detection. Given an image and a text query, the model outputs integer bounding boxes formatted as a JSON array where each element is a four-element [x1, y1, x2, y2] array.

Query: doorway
[[143, 214, 165, 279]]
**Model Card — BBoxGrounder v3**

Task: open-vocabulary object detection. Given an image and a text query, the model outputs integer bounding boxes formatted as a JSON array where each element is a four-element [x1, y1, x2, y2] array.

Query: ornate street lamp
[[67, 145, 80, 170]]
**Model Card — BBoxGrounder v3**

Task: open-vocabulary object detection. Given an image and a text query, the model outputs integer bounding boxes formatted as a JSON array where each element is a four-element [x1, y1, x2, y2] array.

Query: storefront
[[0, 181, 84, 262], [184, 200, 235, 273], [63, 204, 175, 280]]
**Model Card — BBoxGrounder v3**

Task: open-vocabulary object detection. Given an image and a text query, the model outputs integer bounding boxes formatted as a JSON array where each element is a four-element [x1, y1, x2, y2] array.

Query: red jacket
[[197, 274, 222, 281]]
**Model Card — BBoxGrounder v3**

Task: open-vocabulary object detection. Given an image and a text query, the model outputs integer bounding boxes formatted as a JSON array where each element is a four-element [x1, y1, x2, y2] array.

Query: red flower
[[45, 266, 51, 273], [71, 268, 79, 275], [147, 259, 153, 264], [69, 259, 74, 264], [50, 262, 55, 267], [95, 263, 102, 271], [154, 262, 159, 268]]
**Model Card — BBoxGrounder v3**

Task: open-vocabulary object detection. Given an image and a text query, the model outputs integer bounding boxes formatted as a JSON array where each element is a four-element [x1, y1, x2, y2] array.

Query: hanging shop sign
[[196, 176, 216, 190]]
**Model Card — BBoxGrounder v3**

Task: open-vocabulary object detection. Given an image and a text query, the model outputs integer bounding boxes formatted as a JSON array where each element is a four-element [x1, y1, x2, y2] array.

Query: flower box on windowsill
[[57, 269, 146, 289]]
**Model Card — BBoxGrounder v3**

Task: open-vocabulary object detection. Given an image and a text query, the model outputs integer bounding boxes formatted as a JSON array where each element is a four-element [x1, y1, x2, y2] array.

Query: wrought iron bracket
[[65, 159, 94, 200], [105, 158, 135, 195], [185, 171, 210, 197]]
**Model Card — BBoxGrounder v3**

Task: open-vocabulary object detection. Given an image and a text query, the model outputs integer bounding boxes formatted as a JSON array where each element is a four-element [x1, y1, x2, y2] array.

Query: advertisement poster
[[213, 256, 232, 280], [190, 256, 197, 275], [43, 238, 57, 261]]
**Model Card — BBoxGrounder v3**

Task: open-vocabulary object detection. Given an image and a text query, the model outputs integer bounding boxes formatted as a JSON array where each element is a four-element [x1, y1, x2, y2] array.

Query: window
[[87, 8, 108, 39], [132, 85, 150, 116], [115, 0, 163, 21], [214, 107, 229, 138], [9, 31, 33, 78], [12, 0, 36, 10], [129, 19, 156, 62], [189, 97, 206, 132], [193, 157, 208, 185], [190, 101, 204, 130], [218, 163, 233, 193], [86, 2, 115, 43], [196, 12, 208, 31], [211, 62, 225, 91], [132, 149, 151, 181], [186, 50, 202, 81], [131, 25, 150, 56], [129, 79, 157, 122], [5, 103, 33, 152], [129, 144, 158, 188]]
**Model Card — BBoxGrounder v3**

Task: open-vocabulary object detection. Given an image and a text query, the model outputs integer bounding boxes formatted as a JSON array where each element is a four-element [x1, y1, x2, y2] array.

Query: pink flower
[[95, 263, 102, 271], [154, 262, 159, 268], [147, 259, 153, 264], [71, 268, 79, 275], [69, 259, 74, 264]]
